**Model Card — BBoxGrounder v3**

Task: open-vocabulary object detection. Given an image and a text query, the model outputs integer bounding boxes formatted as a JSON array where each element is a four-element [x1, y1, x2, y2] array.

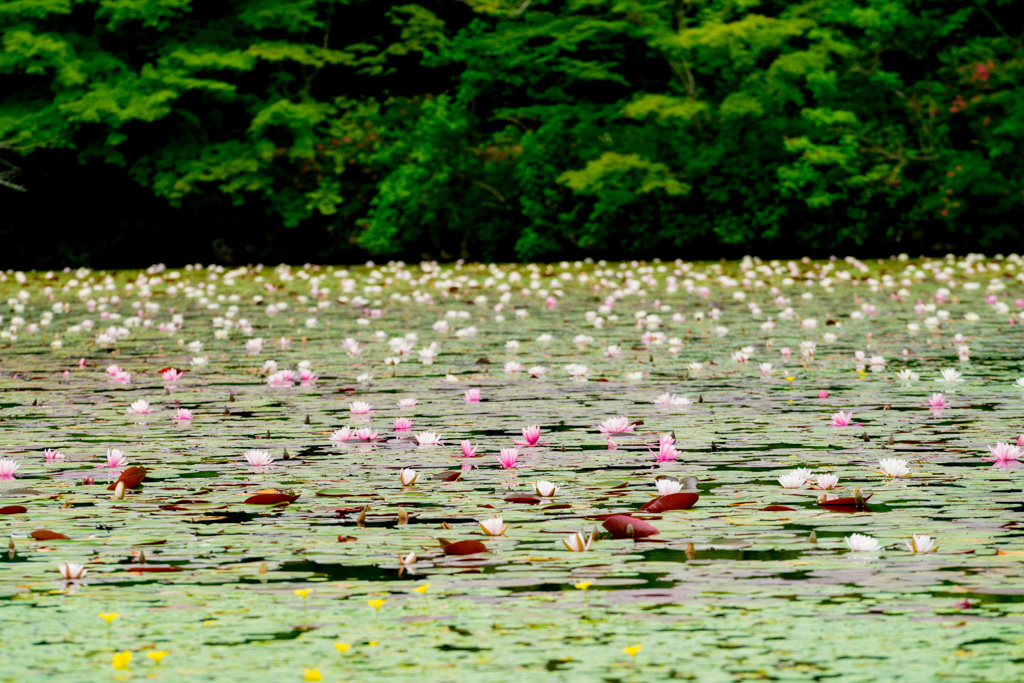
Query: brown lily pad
[[640, 492, 699, 513], [438, 538, 488, 555], [30, 529, 68, 541], [106, 466, 147, 490], [0, 505, 27, 514], [602, 515, 659, 539]]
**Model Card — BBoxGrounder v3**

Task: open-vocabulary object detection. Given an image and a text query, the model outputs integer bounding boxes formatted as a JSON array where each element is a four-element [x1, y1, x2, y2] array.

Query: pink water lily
[[353, 427, 378, 441], [649, 434, 678, 463], [496, 448, 519, 469], [162, 368, 184, 383], [43, 448, 65, 462], [514, 425, 550, 446], [463, 388, 481, 403], [393, 417, 413, 432], [459, 440, 479, 458], [349, 401, 373, 415], [597, 416, 635, 435], [926, 393, 950, 410], [818, 389, 829, 399], [97, 448, 128, 468], [330, 427, 352, 444], [171, 408, 194, 421], [0, 458, 20, 480], [983, 442, 1022, 463], [829, 410, 853, 427]]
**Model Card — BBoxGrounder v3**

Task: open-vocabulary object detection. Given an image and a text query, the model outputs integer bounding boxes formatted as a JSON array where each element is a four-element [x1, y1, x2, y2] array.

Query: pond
[[0, 256, 1022, 681]]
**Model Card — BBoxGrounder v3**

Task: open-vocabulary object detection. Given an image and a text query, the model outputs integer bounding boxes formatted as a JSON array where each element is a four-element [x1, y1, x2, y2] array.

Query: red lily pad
[[126, 566, 184, 573], [504, 496, 542, 505], [0, 505, 27, 514], [438, 538, 488, 555], [30, 529, 68, 540], [602, 515, 659, 539], [107, 466, 147, 490], [761, 505, 797, 512], [817, 492, 873, 507], [244, 493, 300, 505], [640, 492, 699, 513]]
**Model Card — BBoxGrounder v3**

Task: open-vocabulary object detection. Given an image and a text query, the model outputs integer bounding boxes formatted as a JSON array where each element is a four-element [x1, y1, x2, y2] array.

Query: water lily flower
[[43, 448, 65, 462], [565, 363, 589, 380], [353, 427, 378, 441], [515, 425, 549, 446], [895, 369, 920, 382], [58, 562, 87, 580], [829, 410, 853, 427], [650, 434, 679, 463], [597, 416, 634, 435], [533, 480, 559, 497], [330, 427, 352, 444], [415, 431, 442, 446], [844, 533, 882, 552], [398, 398, 418, 408], [267, 370, 297, 387], [400, 468, 418, 486], [655, 477, 683, 496], [983, 442, 1022, 463], [99, 449, 128, 469], [654, 393, 692, 406], [399, 551, 417, 565], [814, 474, 839, 490], [244, 449, 274, 467], [1015, 378, 1024, 389], [459, 440, 478, 458], [191, 356, 208, 368], [496, 448, 519, 469], [778, 472, 806, 489], [463, 388, 481, 402], [759, 363, 773, 375], [926, 393, 950, 409], [563, 531, 592, 552], [504, 361, 524, 374], [878, 457, 911, 477], [393, 417, 413, 432], [171, 408, 193, 421], [479, 515, 508, 536], [162, 368, 184, 383], [939, 368, 963, 383], [349, 400, 373, 415], [904, 534, 937, 553], [528, 365, 547, 378], [818, 389, 829, 398], [127, 399, 153, 416]]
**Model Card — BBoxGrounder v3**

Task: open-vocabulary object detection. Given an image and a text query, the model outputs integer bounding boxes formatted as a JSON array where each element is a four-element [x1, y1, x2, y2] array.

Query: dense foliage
[[1, 0, 1022, 266]]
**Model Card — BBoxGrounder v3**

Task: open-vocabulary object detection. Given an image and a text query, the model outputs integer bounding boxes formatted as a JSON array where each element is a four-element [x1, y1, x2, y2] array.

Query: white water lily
[[565, 363, 589, 380], [244, 449, 274, 467], [562, 531, 592, 552], [844, 533, 882, 552], [127, 399, 152, 416], [1015, 378, 1024, 389], [904, 534, 937, 553], [895, 369, 919, 382], [479, 516, 508, 536], [939, 368, 963, 383], [533, 480, 559, 497], [878, 457, 911, 478], [815, 473, 839, 490], [414, 431, 442, 446], [778, 472, 806, 489], [655, 478, 683, 496], [58, 562, 87, 580], [400, 468, 419, 486], [398, 551, 417, 565], [330, 427, 352, 444]]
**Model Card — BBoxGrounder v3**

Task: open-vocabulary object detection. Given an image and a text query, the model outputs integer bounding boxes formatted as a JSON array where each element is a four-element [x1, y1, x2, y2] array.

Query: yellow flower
[[146, 651, 169, 664], [573, 581, 592, 591], [784, 376, 796, 382], [367, 641, 378, 646], [98, 612, 119, 624], [412, 583, 430, 595], [304, 668, 323, 681], [111, 651, 132, 670], [294, 588, 313, 599], [368, 598, 387, 610], [335, 642, 351, 654], [857, 369, 866, 378], [622, 645, 642, 658]]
